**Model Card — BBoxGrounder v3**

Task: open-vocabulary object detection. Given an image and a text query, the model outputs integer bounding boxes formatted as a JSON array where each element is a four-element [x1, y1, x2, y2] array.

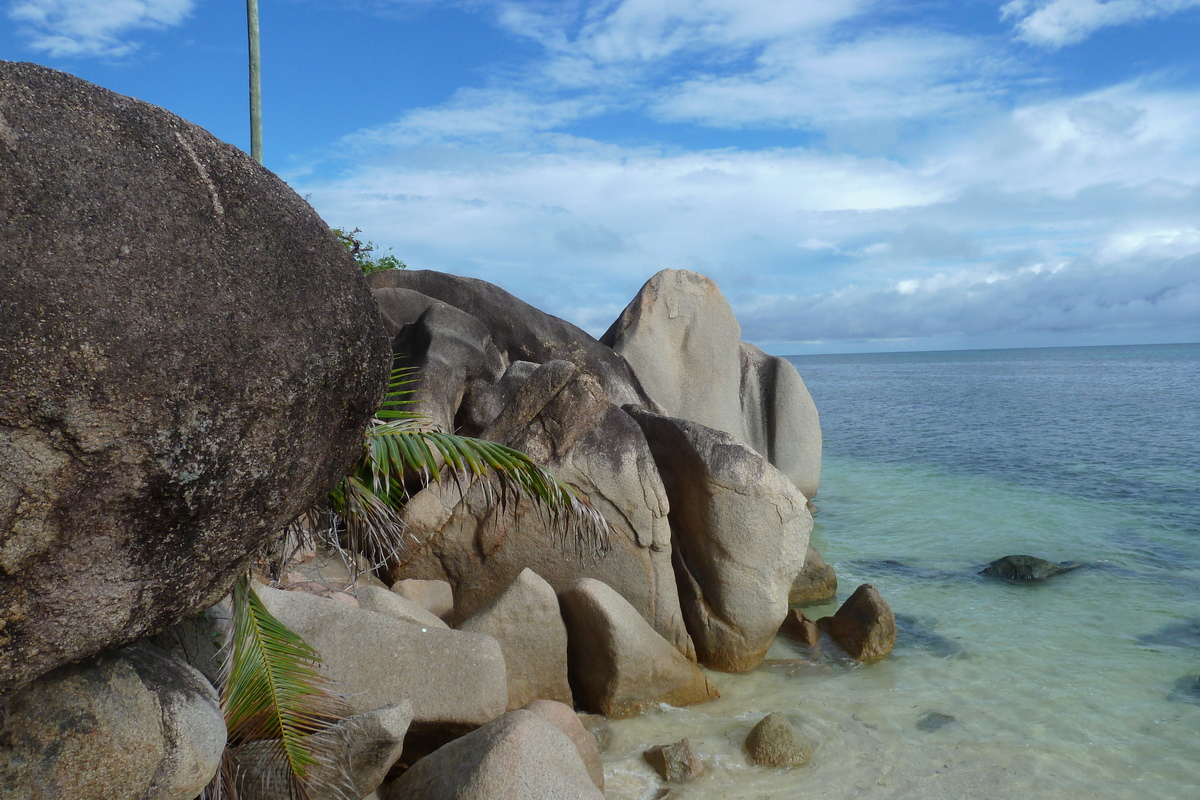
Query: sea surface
[[601, 343, 1200, 799]]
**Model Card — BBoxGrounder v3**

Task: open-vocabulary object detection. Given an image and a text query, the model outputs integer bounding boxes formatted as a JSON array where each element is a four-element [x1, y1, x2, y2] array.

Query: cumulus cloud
[[8, 0, 195, 57], [1002, 0, 1200, 48]]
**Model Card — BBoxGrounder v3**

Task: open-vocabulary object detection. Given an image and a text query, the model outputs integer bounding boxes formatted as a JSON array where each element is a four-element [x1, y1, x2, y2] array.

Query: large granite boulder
[[601, 269, 821, 500], [0, 62, 390, 692], [521, 700, 604, 791], [629, 409, 811, 672], [384, 709, 604, 800], [0, 641, 225, 800], [254, 586, 507, 743], [790, 544, 838, 604], [559, 578, 719, 719], [459, 568, 574, 710], [369, 270, 658, 411], [386, 361, 693, 659]]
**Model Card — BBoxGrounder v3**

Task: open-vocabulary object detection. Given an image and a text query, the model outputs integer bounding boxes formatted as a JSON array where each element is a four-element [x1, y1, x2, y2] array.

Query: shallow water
[[600, 344, 1200, 799]]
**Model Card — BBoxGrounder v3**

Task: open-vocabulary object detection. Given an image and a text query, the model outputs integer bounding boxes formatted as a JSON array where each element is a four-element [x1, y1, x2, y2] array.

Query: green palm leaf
[[212, 575, 356, 800]]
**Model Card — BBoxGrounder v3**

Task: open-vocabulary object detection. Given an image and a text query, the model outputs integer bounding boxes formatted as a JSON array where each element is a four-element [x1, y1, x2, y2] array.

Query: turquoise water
[[601, 344, 1200, 799]]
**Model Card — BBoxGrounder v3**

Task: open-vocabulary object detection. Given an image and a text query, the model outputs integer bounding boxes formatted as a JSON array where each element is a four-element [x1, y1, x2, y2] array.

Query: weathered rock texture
[[789, 544, 838, 604], [980, 555, 1083, 581], [255, 586, 506, 739], [629, 409, 811, 672], [459, 568, 574, 710], [817, 583, 896, 663], [643, 738, 705, 782], [0, 62, 389, 691], [559, 578, 718, 718], [384, 709, 604, 800], [745, 713, 814, 768], [384, 359, 692, 659], [0, 641, 225, 800], [601, 269, 821, 500]]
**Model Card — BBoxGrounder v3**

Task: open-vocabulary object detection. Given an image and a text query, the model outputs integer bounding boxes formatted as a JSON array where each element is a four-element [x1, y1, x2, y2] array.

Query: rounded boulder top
[[0, 61, 391, 693]]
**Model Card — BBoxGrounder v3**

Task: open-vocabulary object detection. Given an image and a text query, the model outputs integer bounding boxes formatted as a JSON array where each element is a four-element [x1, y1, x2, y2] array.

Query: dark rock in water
[[1138, 619, 1200, 651], [916, 711, 957, 732], [894, 613, 967, 659], [0, 62, 389, 692], [849, 558, 960, 582], [817, 583, 896, 663], [643, 738, 705, 782], [1168, 675, 1200, 704], [980, 555, 1083, 581]]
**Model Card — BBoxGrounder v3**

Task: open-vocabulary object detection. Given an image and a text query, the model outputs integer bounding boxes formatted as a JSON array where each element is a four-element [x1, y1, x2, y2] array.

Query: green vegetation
[[334, 227, 407, 276], [205, 367, 607, 799]]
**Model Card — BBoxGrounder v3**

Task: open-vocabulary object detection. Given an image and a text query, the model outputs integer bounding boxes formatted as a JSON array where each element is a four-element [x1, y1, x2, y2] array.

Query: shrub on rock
[[0, 62, 389, 692]]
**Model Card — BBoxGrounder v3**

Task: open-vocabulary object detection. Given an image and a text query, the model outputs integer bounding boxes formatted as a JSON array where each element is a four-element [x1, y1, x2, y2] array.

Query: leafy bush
[[333, 227, 406, 275]]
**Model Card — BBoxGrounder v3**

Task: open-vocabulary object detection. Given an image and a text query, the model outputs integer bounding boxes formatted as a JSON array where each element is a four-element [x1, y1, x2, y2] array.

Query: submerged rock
[[980, 555, 1083, 581], [0, 62, 389, 692], [1168, 675, 1200, 704], [894, 613, 967, 659], [1137, 619, 1200, 651], [916, 710, 957, 732]]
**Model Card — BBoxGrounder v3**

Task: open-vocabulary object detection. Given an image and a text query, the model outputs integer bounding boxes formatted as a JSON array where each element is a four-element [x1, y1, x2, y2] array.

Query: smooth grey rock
[[559, 578, 719, 719], [254, 585, 506, 739], [0, 641, 225, 800], [521, 700, 604, 791], [745, 713, 814, 768], [0, 62, 389, 692], [629, 409, 810, 672], [357, 585, 448, 629], [389, 579, 455, 622], [387, 361, 693, 659], [643, 738, 705, 782], [817, 584, 896, 663], [459, 569, 573, 710], [384, 709, 604, 800], [601, 269, 821, 499], [980, 555, 1083, 581], [916, 710, 957, 732]]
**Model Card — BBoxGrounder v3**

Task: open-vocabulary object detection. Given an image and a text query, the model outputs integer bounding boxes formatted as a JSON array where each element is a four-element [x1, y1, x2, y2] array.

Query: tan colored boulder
[[643, 738, 705, 782], [601, 269, 821, 499], [559, 578, 719, 718], [745, 712, 814, 768], [388, 361, 694, 660], [522, 700, 604, 791], [384, 709, 604, 800], [357, 585, 449, 629], [391, 579, 455, 621], [779, 609, 821, 647], [817, 583, 896, 663], [789, 544, 837, 604], [254, 585, 506, 737], [628, 409, 810, 672], [0, 642, 225, 800], [459, 568, 573, 710]]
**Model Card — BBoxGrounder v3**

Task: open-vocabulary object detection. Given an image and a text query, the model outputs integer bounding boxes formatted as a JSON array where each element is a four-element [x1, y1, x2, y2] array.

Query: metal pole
[[247, 0, 263, 164]]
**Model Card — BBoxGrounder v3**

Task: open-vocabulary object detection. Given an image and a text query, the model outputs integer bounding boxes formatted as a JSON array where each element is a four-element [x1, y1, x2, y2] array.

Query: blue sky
[[5, 1, 1200, 354]]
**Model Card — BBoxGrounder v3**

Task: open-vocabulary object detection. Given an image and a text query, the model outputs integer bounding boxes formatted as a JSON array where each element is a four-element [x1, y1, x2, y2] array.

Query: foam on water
[[599, 345, 1200, 799]]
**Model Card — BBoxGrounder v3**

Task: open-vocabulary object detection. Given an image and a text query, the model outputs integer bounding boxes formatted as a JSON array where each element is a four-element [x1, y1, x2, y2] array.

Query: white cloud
[[8, 0, 195, 57], [1002, 0, 1200, 48]]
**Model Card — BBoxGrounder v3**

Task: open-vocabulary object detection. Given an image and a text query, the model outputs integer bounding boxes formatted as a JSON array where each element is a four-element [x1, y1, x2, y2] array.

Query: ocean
[[601, 343, 1200, 799]]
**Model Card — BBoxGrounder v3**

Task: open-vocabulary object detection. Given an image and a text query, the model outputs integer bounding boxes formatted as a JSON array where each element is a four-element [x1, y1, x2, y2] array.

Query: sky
[[4, 1, 1200, 354]]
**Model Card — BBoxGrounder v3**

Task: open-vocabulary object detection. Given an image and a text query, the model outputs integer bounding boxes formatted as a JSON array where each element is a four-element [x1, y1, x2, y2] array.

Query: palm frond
[[204, 574, 356, 800]]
